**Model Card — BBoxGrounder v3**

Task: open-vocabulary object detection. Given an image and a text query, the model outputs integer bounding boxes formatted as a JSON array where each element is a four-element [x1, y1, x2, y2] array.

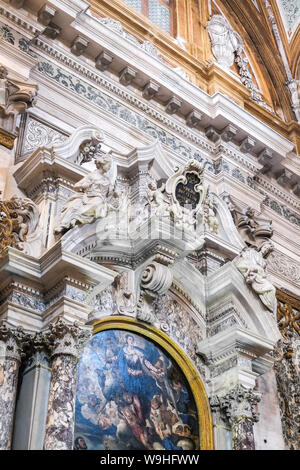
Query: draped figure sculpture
[[235, 242, 276, 314], [55, 153, 119, 234]]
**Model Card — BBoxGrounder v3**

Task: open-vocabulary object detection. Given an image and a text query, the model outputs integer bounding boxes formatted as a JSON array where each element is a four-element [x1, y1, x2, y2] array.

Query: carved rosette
[[0, 322, 28, 450], [210, 385, 260, 450], [43, 318, 92, 450]]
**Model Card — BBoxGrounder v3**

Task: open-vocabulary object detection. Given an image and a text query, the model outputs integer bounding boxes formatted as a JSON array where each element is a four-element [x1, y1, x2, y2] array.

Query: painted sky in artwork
[[74, 329, 199, 450]]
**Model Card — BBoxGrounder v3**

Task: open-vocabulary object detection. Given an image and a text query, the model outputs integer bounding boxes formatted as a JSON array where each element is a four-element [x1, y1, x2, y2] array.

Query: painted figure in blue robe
[[117, 334, 164, 404]]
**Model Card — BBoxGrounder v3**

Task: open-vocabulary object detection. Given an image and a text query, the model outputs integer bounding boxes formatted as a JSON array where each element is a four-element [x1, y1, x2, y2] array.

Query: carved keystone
[[186, 110, 202, 128], [119, 66, 136, 86], [70, 36, 89, 57], [37, 4, 56, 26], [142, 80, 160, 100], [166, 96, 182, 114], [95, 51, 113, 71]]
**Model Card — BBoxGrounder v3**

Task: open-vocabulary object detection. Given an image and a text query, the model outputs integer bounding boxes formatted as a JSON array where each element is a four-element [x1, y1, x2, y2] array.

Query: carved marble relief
[[54, 151, 123, 235], [18, 116, 67, 158], [153, 293, 205, 377], [234, 242, 276, 313], [147, 159, 218, 234]]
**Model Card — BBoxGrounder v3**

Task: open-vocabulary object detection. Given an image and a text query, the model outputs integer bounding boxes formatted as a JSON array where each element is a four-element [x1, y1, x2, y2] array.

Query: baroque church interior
[[0, 0, 299, 451]]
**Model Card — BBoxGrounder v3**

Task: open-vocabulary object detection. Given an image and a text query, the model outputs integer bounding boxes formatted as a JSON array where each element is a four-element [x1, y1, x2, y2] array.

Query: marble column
[[43, 317, 91, 450], [0, 322, 27, 450], [13, 332, 51, 450], [219, 385, 261, 450]]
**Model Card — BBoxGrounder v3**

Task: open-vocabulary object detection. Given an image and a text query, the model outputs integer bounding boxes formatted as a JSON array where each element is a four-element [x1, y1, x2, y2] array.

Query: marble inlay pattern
[[276, 0, 300, 38], [0, 22, 30, 53], [232, 417, 256, 450], [0, 323, 25, 450], [0, 359, 19, 450], [268, 251, 300, 284], [23, 118, 67, 154], [153, 294, 205, 377]]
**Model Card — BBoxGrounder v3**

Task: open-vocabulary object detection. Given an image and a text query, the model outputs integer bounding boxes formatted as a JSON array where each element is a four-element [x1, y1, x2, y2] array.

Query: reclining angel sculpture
[[55, 152, 120, 234]]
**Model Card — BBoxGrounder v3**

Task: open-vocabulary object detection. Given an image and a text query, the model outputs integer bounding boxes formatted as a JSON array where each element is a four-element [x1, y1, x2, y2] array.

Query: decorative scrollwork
[[0, 201, 14, 256]]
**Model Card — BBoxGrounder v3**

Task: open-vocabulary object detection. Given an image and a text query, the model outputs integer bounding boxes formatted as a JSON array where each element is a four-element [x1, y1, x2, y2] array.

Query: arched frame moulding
[[88, 316, 214, 450]]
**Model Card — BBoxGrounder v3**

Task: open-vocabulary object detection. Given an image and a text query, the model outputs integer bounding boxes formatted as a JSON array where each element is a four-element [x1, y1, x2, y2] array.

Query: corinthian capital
[[0, 321, 28, 362], [219, 385, 261, 424], [44, 317, 92, 359]]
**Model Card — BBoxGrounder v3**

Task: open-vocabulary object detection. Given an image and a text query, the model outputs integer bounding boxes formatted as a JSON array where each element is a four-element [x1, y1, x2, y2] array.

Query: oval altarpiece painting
[[74, 329, 199, 450]]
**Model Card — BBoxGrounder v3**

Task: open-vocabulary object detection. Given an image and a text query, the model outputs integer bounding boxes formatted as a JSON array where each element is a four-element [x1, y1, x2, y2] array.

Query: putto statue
[[235, 241, 276, 314], [206, 15, 242, 68], [0, 195, 41, 257], [55, 152, 120, 234], [228, 202, 273, 250]]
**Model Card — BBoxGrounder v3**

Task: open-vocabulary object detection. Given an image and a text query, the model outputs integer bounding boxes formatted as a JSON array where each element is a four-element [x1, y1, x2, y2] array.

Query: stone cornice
[[0, 0, 295, 159]]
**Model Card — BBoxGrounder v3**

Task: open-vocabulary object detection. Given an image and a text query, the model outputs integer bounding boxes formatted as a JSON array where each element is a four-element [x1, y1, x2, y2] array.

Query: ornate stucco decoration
[[235, 242, 276, 313], [97, 18, 164, 63], [147, 159, 218, 234], [206, 16, 272, 111], [0, 65, 37, 148], [0, 195, 41, 257], [273, 290, 300, 450], [206, 15, 242, 68], [277, 290, 300, 337], [0, 201, 14, 254], [54, 151, 122, 234]]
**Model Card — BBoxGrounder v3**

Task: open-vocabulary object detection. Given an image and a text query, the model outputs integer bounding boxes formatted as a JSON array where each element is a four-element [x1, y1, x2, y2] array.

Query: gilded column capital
[[44, 317, 92, 359]]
